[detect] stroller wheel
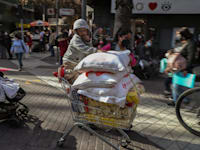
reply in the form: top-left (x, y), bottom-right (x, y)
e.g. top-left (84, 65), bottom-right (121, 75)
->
top-left (57, 138), bottom-right (65, 147)
top-left (18, 108), bottom-right (29, 115)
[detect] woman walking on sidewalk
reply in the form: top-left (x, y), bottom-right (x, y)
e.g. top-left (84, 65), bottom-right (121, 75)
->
top-left (10, 33), bottom-right (28, 71)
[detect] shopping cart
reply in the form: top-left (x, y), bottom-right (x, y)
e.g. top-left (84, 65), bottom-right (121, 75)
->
top-left (56, 77), bottom-right (138, 149)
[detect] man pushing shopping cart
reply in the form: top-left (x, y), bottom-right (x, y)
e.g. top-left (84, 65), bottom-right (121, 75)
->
top-left (54, 19), bottom-right (145, 150)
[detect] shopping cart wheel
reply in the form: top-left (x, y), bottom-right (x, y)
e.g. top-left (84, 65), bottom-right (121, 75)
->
top-left (126, 139), bottom-right (131, 144)
top-left (78, 125), bottom-right (83, 129)
top-left (56, 138), bottom-right (65, 147)
top-left (130, 125), bottom-right (133, 129)
top-left (8, 117), bottom-right (20, 127)
top-left (120, 139), bottom-right (128, 148)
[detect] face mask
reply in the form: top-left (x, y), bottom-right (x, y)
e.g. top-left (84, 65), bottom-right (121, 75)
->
top-left (175, 34), bottom-right (181, 41)
top-left (180, 36), bottom-right (186, 41)
top-left (146, 41), bottom-right (152, 47)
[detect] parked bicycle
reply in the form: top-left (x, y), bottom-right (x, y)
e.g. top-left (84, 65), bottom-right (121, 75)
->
top-left (175, 86), bottom-right (200, 137)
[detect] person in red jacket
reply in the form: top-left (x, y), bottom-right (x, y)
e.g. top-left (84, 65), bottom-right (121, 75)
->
top-left (24, 32), bottom-right (32, 53)
top-left (57, 31), bottom-right (69, 65)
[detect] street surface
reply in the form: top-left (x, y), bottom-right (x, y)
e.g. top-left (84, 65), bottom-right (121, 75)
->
top-left (0, 52), bottom-right (199, 150)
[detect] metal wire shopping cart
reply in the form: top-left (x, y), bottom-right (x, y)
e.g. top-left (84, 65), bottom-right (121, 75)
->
top-left (56, 78), bottom-right (138, 150)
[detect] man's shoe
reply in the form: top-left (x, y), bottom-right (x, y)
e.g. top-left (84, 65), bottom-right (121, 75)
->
top-left (18, 67), bottom-right (22, 71)
top-left (164, 90), bottom-right (171, 95)
top-left (167, 101), bottom-right (175, 106)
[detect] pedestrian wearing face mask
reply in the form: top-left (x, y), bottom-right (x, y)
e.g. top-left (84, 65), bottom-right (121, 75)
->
top-left (114, 29), bottom-right (136, 67)
top-left (179, 28), bottom-right (196, 72)
top-left (144, 38), bottom-right (153, 59)
top-left (114, 29), bottom-right (131, 51)
top-left (167, 28), bottom-right (197, 106)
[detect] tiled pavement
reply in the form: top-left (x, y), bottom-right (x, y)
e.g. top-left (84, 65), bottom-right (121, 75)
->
top-left (0, 52), bottom-right (199, 150)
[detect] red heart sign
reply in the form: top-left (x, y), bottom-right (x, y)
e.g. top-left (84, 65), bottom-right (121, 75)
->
top-left (149, 2), bottom-right (157, 11)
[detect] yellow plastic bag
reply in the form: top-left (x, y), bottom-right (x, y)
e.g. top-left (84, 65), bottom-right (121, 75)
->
top-left (126, 90), bottom-right (140, 105)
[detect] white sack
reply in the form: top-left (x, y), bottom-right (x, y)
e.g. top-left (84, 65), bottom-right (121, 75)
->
top-left (72, 68), bottom-right (132, 89)
top-left (74, 50), bottom-right (130, 73)
top-left (78, 74), bottom-right (141, 107)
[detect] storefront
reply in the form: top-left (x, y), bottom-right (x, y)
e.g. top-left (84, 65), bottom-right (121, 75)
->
top-left (91, 0), bottom-right (200, 56)
top-left (0, 0), bottom-right (34, 32)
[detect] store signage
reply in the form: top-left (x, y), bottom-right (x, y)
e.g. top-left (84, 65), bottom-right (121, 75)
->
top-left (59, 8), bottom-right (75, 16)
top-left (48, 18), bottom-right (57, 25)
top-left (16, 23), bottom-right (30, 28)
top-left (47, 8), bottom-right (55, 16)
top-left (111, 0), bottom-right (200, 14)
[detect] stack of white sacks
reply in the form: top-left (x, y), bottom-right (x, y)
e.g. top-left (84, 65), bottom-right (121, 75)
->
top-left (72, 50), bottom-right (142, 107)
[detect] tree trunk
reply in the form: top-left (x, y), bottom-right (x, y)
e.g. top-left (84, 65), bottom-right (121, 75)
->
top-left (113, 0), bottom-right (133, 38)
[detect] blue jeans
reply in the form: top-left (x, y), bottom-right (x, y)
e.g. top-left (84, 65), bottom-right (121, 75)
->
top-left (164, 77), bottom-right (172, 92)
top-left (15, 53), bottom-right (23, 68)
top-left (49, 45), bottom-right (55, 56)
top-left (172, 84), bottom-right (189, 102)
top-left (60, 56), bottom-right (63, 65)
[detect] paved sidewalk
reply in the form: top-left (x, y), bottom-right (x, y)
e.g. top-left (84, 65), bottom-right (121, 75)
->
top-left (0, 52), bottom-right (200, 150)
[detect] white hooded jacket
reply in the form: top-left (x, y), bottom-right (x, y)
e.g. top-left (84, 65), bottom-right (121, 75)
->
top-left (63, 19), bottom-right (96, 65)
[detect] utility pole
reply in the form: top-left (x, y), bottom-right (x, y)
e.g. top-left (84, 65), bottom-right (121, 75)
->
top-left (17, 3), bottom-right (24, 41)
top-left (42, 5), bottom-right (45, 21)
top-left (81, 0), bottom-right (87, 20)
top-left (42, 0), bottom-right (47, 22)
top-left (20, 16), bottom-right (24, 41)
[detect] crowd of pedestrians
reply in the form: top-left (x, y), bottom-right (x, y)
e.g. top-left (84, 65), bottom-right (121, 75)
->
top-left (0, 20), bottom-right (200, 105)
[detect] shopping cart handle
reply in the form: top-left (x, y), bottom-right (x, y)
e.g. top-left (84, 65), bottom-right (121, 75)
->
top-left (53, 72), bottom-right (58, 77)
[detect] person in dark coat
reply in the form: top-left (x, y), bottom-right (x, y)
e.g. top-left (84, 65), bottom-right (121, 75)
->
top-left (179, 28), bottom-right (196, 72)
top-left (168, 27), bottom-right (197, 106)
top-left (4, 32), bottom-right (12, 59)
top-left (57, 31), bottom-right (69, 65)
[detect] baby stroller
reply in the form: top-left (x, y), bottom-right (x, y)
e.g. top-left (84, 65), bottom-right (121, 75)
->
top-left (0, 71), bottom-right (29, 127)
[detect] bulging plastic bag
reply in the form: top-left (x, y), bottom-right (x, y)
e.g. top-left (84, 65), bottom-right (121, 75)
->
top-left (0, 77), bottom-right (19, 99)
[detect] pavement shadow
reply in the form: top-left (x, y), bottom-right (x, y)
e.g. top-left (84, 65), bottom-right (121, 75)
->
top-left (0, 114), bottom-right (77, 150)
top-left (40, 56), bottom-right (58, 65)
top-left (143, 134), bottom-right (200, 150)
top-left (85, 127), bottom-right (164, 150)
top-left (126, 130), bottom-right (165, 150)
